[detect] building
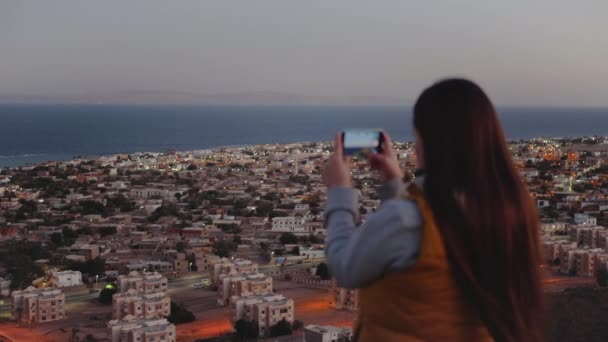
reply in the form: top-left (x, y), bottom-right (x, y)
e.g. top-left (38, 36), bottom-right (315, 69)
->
top-left (193, 252), bottom-right (220, 272)
top-left (217, 272), bottom-right (273, 306)
top-left (0, 277), bottom-right (10, 297)
top-left (107, 316), bottom-right (176, 342)
top-left (123, 261), bottom-right (174, 274)
top-left (231, 294), bottom-right (294, 337)
top-left (271, 216), bottom-right (310, 235)
top-left (162, 250), bottom-right (190, 274)
top-left (118, 272), bottom-right (168, 294)
top-left (304, 325), bottom-right (353, 342)
top-left (212, 258), bottom-right (259, 284)
top-left (50, 270), bottom-right (83, 288)
top-left (79, 244), bottom-right (101, 260)
top-left (574, 213), bottom-right (597, 226)
top-left (12, 287), bottom-right (65, 325)
top-left (299, 248), bottom-right (325, 259)
top-left (112, 289), bottom-right (171, 320)
top-left (333, 286), bottom-right (359, 312)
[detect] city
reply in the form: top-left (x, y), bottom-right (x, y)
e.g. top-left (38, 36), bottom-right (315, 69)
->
top-left (0, 136), bottom-right (607, 341)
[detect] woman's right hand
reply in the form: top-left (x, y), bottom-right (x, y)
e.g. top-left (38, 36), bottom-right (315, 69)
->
top-left (369, 133), bottom-right (403, 183)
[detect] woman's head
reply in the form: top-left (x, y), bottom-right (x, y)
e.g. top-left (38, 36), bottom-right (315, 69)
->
top-left (412, 79), bottom-right (543, 342)
top-left (413, 78), bottom-right (506, 186)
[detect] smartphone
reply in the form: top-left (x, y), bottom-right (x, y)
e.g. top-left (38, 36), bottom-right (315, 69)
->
top-left (341, 129), bottom-right (384, 156)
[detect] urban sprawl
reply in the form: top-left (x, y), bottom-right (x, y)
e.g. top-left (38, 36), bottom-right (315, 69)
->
top-left (0, 137), bottom-right (607, 341)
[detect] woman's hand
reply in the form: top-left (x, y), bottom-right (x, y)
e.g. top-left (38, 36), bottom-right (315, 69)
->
top-left (369, 133), bottom-right (403, 183)
top-left (323, 133), bottom-right (352, 188)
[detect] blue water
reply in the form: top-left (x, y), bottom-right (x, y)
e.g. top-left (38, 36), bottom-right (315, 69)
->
top-left (1, 104), bottom-right (608, 168)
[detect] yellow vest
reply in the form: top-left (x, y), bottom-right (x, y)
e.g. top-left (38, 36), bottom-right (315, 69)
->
top-left (356, 183), bottom-right (493, 341)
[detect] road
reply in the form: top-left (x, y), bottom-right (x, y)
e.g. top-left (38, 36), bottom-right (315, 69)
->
top-left (1, 265), bottom-right (339, 342)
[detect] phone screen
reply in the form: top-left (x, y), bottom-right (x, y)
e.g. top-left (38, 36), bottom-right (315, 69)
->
top-left (343, 130), bottom-right (381, 156)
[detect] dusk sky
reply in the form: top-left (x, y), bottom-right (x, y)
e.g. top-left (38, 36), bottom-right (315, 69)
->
top-left (1, 1), bottom-right (607, 106)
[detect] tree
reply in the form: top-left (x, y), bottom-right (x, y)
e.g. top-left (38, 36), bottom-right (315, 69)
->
top-left (292, 320), bottom-right (304, 331)
top-left (98, 226), bottom-right (117, 237)
top-left (270, 318), bottom-right (293, 337)
top-left (307, 234), bottom-right (323, 244)
top-left (168, 302), bottom-right (196, 324)
top-left (279, 232), bottom-right (299, 245)
top-left (316, 262), bottom-right (331, 280)
top-left (596, 267), bottom-right (608, 287)
top-left (50, 232), bottom-right (65, 246)
top-left (70, 328), bottom-right (80, 342)
top-left (290, 246), bottom-right (300, 255)
top-left (175, 241), bottom-right (187, 252)
top-left (67, 257), bottom-right (106, 276)
top-left (78, 200), bottom-right (107, 215)
top-left (234, 319), bottom-right (260, 339)
top-left (98, 284), bottom-right (117, 304)
top-left (213, 240), bottom-right (237, 258)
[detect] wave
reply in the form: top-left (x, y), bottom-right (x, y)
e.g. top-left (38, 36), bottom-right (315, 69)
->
top-left (0, 153), bottom-right (48, 159)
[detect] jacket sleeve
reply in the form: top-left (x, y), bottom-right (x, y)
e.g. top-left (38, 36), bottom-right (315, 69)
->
top-left (324, 186), bottom-right (422, 289)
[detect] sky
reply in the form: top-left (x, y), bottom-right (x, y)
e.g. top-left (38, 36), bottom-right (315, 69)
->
top-left (1, 1), bottom-right (607, 106)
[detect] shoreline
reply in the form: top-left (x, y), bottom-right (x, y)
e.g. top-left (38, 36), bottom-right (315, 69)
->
top-left (2, 135), bottom-right (608, 170)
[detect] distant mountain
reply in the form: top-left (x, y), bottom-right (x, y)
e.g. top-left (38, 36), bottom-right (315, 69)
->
top-left (0, 90), bottom-right (407, 106)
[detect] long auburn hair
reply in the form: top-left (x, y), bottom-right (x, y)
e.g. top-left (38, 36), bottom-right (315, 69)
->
top-left (413, 79), bottom-right (543, 342)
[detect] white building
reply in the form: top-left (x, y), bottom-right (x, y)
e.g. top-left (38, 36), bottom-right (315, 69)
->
top-left (0, 277), bottom-right (10, 297)
top-left (304, 325), bottom-right (353, 342)
top-left (231, 294), bottom-right (294, 337)
top-left (12, 287), bottom-right (65, 325)
top-left (333, 286), bottom-right (359, 312)
top-left (217, 272), bottom-right (273, 306)
top-left (574, 213), bottom-right (597, 225)
top-left (540, 221), bottom-right (569, 235)
top-left (299, 248), bottom-right (325, 259)
top-left (212, 258), bottom-right (259, 284)
top-left (118, 272), bottom-right (168, 294)
top-left (50, 270), bottom-right (83, 288)
top-left (107, 316), bottom-right (176, 342)
top-left (112, 289), bottom-right (171, 320)
top-left (271, 216), bottom-right (310, 235)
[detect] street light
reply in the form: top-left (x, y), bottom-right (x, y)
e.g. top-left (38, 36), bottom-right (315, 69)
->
top-left (189, 262), bottom-right (193, 272)
top-left (95, 275), bottom-right (99, 289)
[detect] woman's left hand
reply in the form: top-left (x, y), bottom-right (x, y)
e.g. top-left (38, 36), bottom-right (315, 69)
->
top-left (323, 133), bottom-right (352, 188)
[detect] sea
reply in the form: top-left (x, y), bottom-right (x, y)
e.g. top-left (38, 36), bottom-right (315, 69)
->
top-left (1, 104), bottom-right (608, 168)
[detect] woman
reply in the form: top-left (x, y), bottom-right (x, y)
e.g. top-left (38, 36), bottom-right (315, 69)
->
top-left (323, 79), bottom-right (543, 342)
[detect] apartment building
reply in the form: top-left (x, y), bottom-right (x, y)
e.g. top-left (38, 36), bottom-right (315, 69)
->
top-left (112, 289), bottom-right (171, 320)
top-left (12, 287), bottom-right (65, 325)
top-left (0, 277), bottom-right (10, 297)
top-left (304, 325), bottom-right (353, 342)
top-left (193, 252), bottom-right (220, 272)
top-left (50, 270), bottom-right (83, 288)
top-left (231, 294), bottom-right (294, 337)
top-left (333, 286), bottom-right (359, 312)
top-left (108, 317), bottom-right (176, 342)
top-left (118, 272), bottom-right (168, 294)
top-left (123, 261), bottom-right (174, 274)
top-left (571, 225), bottom-right (607, 248)
top-left (212, 258), bottom-right (259, 284)
top-left (574, 213), bottom-right (597, 226)
top-left (162, 250), bottom-right (189, 274)
top-left (217, 272), bottom-right (273, 306)
top-left (271, 216), bottom-right (308, 235)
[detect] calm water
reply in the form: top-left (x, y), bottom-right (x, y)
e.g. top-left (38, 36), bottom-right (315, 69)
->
top-left (1, 104), bottom-right (608, 167)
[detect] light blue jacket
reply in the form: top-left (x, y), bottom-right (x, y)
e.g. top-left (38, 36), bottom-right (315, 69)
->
top-left (324, 178), bottom-right (423, 289)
